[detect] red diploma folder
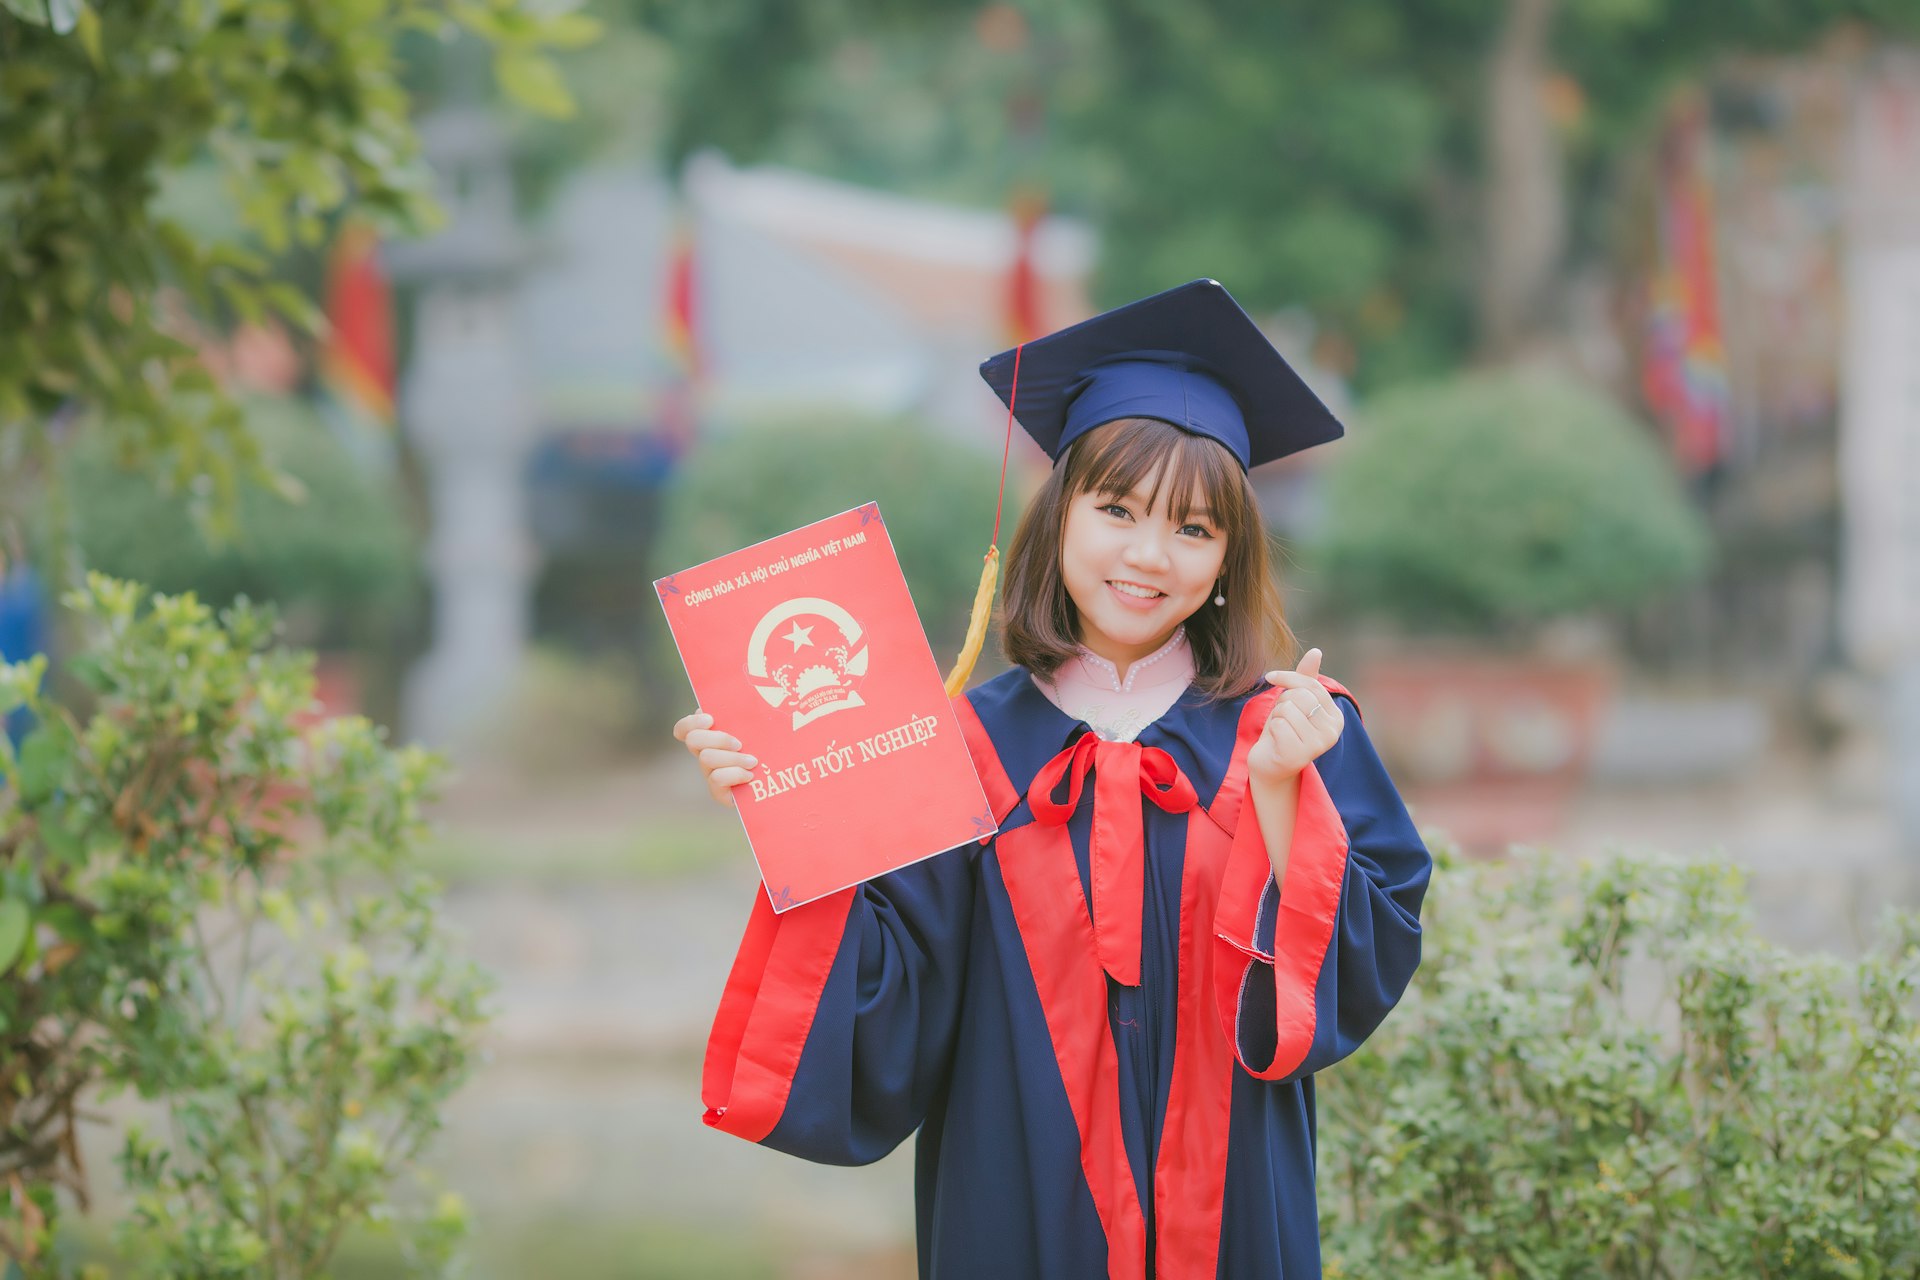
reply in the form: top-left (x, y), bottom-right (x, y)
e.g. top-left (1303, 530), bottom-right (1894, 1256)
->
top-left (655, 503), bottom-right (998, 911)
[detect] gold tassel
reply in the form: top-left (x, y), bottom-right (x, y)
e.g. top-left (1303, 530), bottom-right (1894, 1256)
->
top-left (943, 546), bottom-right (1000, 698)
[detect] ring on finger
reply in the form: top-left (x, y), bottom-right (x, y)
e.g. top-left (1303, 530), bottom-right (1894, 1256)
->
top-left (1305, 702), bottom-right (1323, 719)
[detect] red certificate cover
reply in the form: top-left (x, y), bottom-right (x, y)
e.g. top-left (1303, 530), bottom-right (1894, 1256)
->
top-left (655, 503), bottom-right (997, 911)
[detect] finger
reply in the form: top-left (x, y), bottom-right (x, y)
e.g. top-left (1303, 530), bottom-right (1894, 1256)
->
top-left (672, 711), bottom-right (713, 743)
top-left (1274, 700), bottom-right (1318, 745)
top-left (1262, 694), bottom-right (1307, 741)
top-left (1286, 698), bottom-right (1343, 752)
top-left (1264, 669), bottom-right (1324, 692)
top-left (684, 728), bottom-right (744, 754)
top-left (1281, 686), bottom-right (1324, 715)
top-left (1296, 647), bottom-right (1323, 678)
top-left (1261, 715), bottom-right (1305, 756)
top-left (698, 747), bottom-right (759, 773)
top-left (707, 765), bottom-right (755, 807)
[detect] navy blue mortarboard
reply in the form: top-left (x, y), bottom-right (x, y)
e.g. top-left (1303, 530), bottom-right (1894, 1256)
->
top-left (978, 278), bottom-right (1343, 471)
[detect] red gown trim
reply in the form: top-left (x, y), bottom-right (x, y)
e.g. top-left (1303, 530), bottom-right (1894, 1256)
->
top-left (1157, 678), bottom-right (1354, 1270)
top-left (953, 693), bottom-right (1022, 826)
top-left (994, 818), bottom-right (1150, 1280)
top-left (966, 688), bottom-right (1150, 1273)
top-left (1153, 785), bottom-right (1238, 1276)
top-left (700, 887), bottom-right (857, 1141)
top-left (1210, 677), bottom-right (1356, 1079)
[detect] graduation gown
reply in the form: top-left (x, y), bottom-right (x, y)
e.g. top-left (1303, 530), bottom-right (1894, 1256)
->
top-left (701, 665), bottom-right (1431, 1279)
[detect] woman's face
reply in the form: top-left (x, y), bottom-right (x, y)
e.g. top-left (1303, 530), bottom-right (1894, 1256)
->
top-left (1059, 465), bottom-right (1228, 669)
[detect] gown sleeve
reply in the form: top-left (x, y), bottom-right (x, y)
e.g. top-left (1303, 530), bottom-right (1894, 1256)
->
top-left (701, 841), bottom-right (976, 1165)
top-left (1211, 690), bottom-right (1431, 1082)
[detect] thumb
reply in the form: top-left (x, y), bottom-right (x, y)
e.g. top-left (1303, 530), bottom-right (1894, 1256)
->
top-left (1295, 646), bottom-right (1323, 679)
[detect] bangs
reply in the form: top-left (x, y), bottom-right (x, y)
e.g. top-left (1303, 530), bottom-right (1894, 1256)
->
top-left (1067, 417), bottom-right (1246, 527)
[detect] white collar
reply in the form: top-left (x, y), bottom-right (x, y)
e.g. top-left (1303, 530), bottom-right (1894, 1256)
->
top-left (1069, 627), bottom-right (1190, 694)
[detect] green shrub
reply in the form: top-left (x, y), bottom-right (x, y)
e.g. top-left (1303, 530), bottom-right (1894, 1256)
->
top-left (650, 416), bottom-right (1017, 661)
top-left (1316, 370), bottom-right (1711, 635)
top-left (46, 396), bottom-right (417, 639)
top-left (0, 577), bottom-right (489, 1277)
top-left (1321, 846), bottom-right (1920, 1277)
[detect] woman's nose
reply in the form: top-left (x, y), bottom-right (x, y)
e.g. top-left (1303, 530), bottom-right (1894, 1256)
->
top-left (1122, 529), bottom-right (1172, 570)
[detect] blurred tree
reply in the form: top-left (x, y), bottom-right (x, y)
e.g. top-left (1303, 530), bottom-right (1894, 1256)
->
top-left (1316, 368), bottom-right (1711, 636)
top-left (0, 0), bottom-right (595, 553)
top-left (607, 0), bottom-right (1920, 383)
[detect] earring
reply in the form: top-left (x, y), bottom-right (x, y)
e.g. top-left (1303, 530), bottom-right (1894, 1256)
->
top-left (1213, 580), bottom-right (1226, 607)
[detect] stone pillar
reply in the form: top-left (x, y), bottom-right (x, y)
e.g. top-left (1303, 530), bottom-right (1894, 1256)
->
top-left (1839, 52), bottom-right (1920, 860)
top-left (401, 286), bottom-right (536, 751)
top-left (389, 109), bottom-right (535, 754)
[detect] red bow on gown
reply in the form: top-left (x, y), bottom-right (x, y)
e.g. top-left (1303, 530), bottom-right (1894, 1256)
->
top-left (1027, 734), bottom-right (1199, 986)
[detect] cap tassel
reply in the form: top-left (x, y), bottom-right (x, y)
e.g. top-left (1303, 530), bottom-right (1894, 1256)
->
top-left (944, 547), bottom-right (999, 698)
top-left (944, 341), bottom-right (1022, 698)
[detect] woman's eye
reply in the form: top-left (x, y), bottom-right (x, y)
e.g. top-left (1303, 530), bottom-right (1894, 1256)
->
top-left (1180, 524), bottom-right (1214, 538)
top-left (1101, 504), bottom-right (1132, 519)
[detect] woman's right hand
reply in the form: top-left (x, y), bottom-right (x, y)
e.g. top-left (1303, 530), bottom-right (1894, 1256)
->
top-left (673, 711), bottom-right (759, 808)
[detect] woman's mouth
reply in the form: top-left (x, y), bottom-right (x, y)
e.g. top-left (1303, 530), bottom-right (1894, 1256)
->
top-left (1107, 580), bottom-right (1167, 609)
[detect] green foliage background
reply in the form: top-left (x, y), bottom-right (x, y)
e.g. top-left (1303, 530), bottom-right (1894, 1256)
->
top-left (0, 0), bottom-right (591, 534)
top-left (43, 397), bottom-right (417, 634)
top-left (1315, 369), bottom-right (1711, 633)
top-left (1, 580), bottom-right (488, 1277)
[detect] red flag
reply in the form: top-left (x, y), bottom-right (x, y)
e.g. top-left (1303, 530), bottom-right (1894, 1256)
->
top-left (1005, 191), bottom-right (1046, 346)
top-left (320, 222), bottom-right (396, 425)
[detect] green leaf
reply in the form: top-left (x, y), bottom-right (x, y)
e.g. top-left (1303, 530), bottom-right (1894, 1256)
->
top-left (63, 652), bottom-right (108, 693)
top-left (537, 10), bottom-right (602, 49)
top-left (0, 899), bottom-right (29, 977)
top-left (16, 719), bottom-right (73, 807)
top-left (73, 0), bottom-right (101, 63)
top-left (19, 0), bottom-right (81, 33)
top-left (0, 0), bottom-right (50, 25)
top-left (495, 51), bottom-right (575, 119)
top-left (262, 282), bottom-right (325, 337)
top-left (38, 902), bottom-right (87, 941)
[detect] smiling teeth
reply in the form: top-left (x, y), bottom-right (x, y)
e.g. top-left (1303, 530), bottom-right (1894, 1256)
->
top-left (1112, 582), bottom-right (1164, 599)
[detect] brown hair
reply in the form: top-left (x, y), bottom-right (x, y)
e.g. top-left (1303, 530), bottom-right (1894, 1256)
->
top-left (999, 417), bottom-right (1296, 700)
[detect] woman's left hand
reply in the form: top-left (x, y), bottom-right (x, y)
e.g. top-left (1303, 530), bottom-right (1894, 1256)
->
top-left (1247, 647), bottom-right (1346, 787)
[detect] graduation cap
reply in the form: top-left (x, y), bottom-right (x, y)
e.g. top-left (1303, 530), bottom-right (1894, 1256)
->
top-left (943, 279), bottom-right (1345, 697)
top-left (977, 278), bottom-right (1344, 472)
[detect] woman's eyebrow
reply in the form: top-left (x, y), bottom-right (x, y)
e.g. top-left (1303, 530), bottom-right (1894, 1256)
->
top-left (1107, 484), bottom-right (1214, 521)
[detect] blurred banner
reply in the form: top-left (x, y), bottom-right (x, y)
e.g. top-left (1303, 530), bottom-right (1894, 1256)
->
top-left (1642, 95), bottom-right (1731, 478)
top-left (321, 220), bottom-right (397, 427)
top-left (659, 213), bottom-right (702, 458)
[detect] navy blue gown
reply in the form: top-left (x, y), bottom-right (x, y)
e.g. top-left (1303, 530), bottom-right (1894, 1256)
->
top-left (701, 666), bottom-right (1430, 1278)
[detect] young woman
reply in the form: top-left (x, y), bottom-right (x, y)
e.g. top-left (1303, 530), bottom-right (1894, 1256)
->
top-left (675, 281), bottom-right (1430, 1279)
